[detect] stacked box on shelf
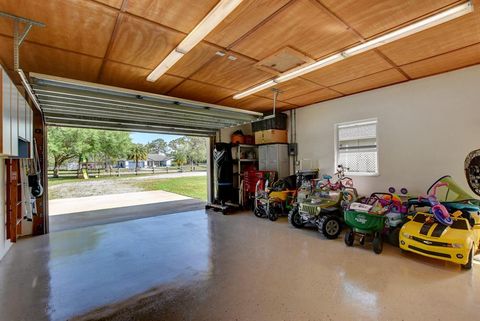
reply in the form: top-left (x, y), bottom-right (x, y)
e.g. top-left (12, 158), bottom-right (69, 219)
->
top-left (254, 129), bottom-right (288, 144)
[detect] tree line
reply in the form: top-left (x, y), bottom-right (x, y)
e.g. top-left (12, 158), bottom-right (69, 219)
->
top-left (48, 127), bottom-right (207, 178)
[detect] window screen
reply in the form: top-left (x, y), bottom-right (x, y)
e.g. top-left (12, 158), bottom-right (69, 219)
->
top-left (336, 119), bottom-right (378, 175)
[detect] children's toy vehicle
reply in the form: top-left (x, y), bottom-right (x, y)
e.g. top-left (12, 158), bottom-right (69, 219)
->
top-left (383, 187), bottom-right (410, 246)
top-left (254, 176), bottom-right (297, 221)
top-left (344, 193), bottom-right (399, 254)
top-left (400, 176), bottom-right (480, 269)
top-left (319, 165), bottom-right (353, 191)
top-left (289, 178), bottom-right (358, 239)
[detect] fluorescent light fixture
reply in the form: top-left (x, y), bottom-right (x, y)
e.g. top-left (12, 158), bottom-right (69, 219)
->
top-left (233, 80), bottom-right (277, 100)
top-left (147, 50), bottom-right (184, 82)
top-left (276, 53), bottom-right (344, 82)
top-left (147, 0), bottom-right (243, 82)
top-left (233, 1), bottom-right (473, 99)
top-left (344, 1), bottom-right (473, 56)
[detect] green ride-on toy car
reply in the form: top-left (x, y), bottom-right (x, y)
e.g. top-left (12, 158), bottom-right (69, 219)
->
top-left (288, 178), bottom-right (358, 239)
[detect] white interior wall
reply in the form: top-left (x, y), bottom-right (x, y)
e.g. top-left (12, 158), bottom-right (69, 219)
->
top-left (0, 161), bottom-right (12, 260)
top-left (295, 65), bottom-right (480, 196)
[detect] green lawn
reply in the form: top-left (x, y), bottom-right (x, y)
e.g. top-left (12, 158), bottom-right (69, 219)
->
top-left (48, 175), bottom-right (207, 200)
top-left (132, 176), bottom-right (207, 201)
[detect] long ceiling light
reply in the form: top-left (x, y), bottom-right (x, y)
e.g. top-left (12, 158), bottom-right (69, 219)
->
top-left (233, 0), bottom-right (473, 99)
top-left (147, 0), bottom-right (243, 82)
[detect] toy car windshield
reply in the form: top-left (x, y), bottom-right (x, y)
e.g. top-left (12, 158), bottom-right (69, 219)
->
top-left (427, 175), bottom-right (480, 205)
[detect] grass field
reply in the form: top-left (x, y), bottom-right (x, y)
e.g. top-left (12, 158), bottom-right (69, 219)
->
top-left (132, 176), bottom-right (207, 200)
top-left (48, 175), bottom-right (207, 200)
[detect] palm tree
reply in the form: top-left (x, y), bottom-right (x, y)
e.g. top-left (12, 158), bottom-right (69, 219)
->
top-left (128, 144), bottom-right (148, 175)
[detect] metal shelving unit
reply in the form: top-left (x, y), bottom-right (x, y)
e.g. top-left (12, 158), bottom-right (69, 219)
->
top-left (232, 144), bottom-right (258, 205)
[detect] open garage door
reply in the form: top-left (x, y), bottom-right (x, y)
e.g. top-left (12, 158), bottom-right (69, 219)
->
top-left (25, 73), bottom-right (263, 233)
top-left (29, 73), bottom-right (263, 136)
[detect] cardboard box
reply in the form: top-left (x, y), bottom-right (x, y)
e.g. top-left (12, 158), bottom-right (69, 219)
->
top-left (254, 129), bottom-right (288, 144)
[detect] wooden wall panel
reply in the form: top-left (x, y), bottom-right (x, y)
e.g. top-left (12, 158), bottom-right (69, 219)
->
top-left (379, 4), bottom-right (480, 65)
top-left (206, 0), bottom-right (292, 48)
top-left (190, 55), bottom-right (272, 90)
top-left (21, 42), bottom-right (103, 83)
top-left (322, 0), bottom-right (459, 38)
top-left (99, 61), bottom-right (184, 94)
top-left (108, 15), bottom-right (184, 69)
top-left (0, 37), bottom-right (103, 83)
top-left (126, 0), bottom-right (218, 33)
top-left (401, 43), bottom-right (480, 79)
top-left (331, 69), bottom-right (407, 95)
top-left (168, 80), bottom-right (236, 103)
top-left (255, 78), bottom-right (323, 100)
top-left (94, 0), bottom-right (124, 9)
top-left (285, 88), bottom-right (342, 106)
top-left (168, 43), bottom-right (220, 78)
top-left (231, 0), bottom-right (359, 60)
top-left (303, 51), bottom-right (392, 87)
top-left (0, 0), bottom-right (117, 57)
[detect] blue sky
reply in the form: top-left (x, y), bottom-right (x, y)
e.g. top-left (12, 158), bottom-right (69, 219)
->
top-left (130, 132), bottom-right (183, 144)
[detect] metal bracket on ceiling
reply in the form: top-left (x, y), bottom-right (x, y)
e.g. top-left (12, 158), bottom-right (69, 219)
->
top-left (0, 11), bottom-right (45, 71)
top-left (0, 12), bottom-right (45, 112)
top-left (271, 88), bottom-right (282, 116)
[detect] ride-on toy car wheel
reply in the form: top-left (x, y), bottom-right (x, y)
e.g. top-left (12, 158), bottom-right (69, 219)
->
top-left (344, 229), bottom-right (354, 246)
top-left (462, 245), bottom-right (474, 270)
top-left (268, 209), bottom-right (278, 221)
top-left (372, 232), bottom-right (383, 254)
top-left (387, 227), bottom-right (401, 247)
top-left (318, 215), bottom-right (342, 239)
top-left (254, 207), bottom-right (266, 218)
top-left (288, 207), bottom-right (304, 228)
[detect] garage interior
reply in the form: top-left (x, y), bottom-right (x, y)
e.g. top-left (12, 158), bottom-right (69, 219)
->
top-left (1, 0), bottom-right (480, 320)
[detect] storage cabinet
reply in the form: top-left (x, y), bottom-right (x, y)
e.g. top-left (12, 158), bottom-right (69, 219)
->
top-left (0, 66), bottom-right (33, 158)
top-left (258, 144), bottom-right (289, 179)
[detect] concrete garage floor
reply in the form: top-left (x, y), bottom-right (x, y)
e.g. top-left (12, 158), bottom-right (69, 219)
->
top-left (1, 211), bottom-right (479, 321)
top-left (49, 190), bottom-right (204, 232)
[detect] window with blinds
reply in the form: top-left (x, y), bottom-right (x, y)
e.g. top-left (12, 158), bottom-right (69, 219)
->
top-left (335, 119), bottom-right (378, 175)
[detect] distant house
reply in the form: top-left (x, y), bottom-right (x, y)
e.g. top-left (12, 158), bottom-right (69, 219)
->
top-left (147, 153), bottom-right (172, 167)
top-left (117, 160), bottom-right (147, 169)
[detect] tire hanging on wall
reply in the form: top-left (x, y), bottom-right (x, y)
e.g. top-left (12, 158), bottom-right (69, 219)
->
top-left (465, 149), bottom-right (480, 196)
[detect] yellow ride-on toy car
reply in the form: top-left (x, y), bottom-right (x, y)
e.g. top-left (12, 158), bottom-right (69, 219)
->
top-left (400, 176), bottom-right (480, 269)
top-left (254, 176), bottom-right (297, 221)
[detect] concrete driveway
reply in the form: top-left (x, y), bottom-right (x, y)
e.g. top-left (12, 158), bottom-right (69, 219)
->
top-left (49, 190), bottom-right (192, 215)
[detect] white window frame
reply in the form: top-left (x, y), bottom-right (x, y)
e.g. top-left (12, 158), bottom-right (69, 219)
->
top-left (334, 118), bottom-right (379, 177)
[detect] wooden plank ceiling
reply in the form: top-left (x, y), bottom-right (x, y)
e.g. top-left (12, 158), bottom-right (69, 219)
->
top-left (0, 0), bottom-right (479, 113)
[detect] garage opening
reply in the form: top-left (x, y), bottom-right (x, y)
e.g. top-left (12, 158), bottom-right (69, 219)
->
top-left (28, 73), bottom-right (262, 233)
top-left (46, 127), bottom-right (209, 232)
